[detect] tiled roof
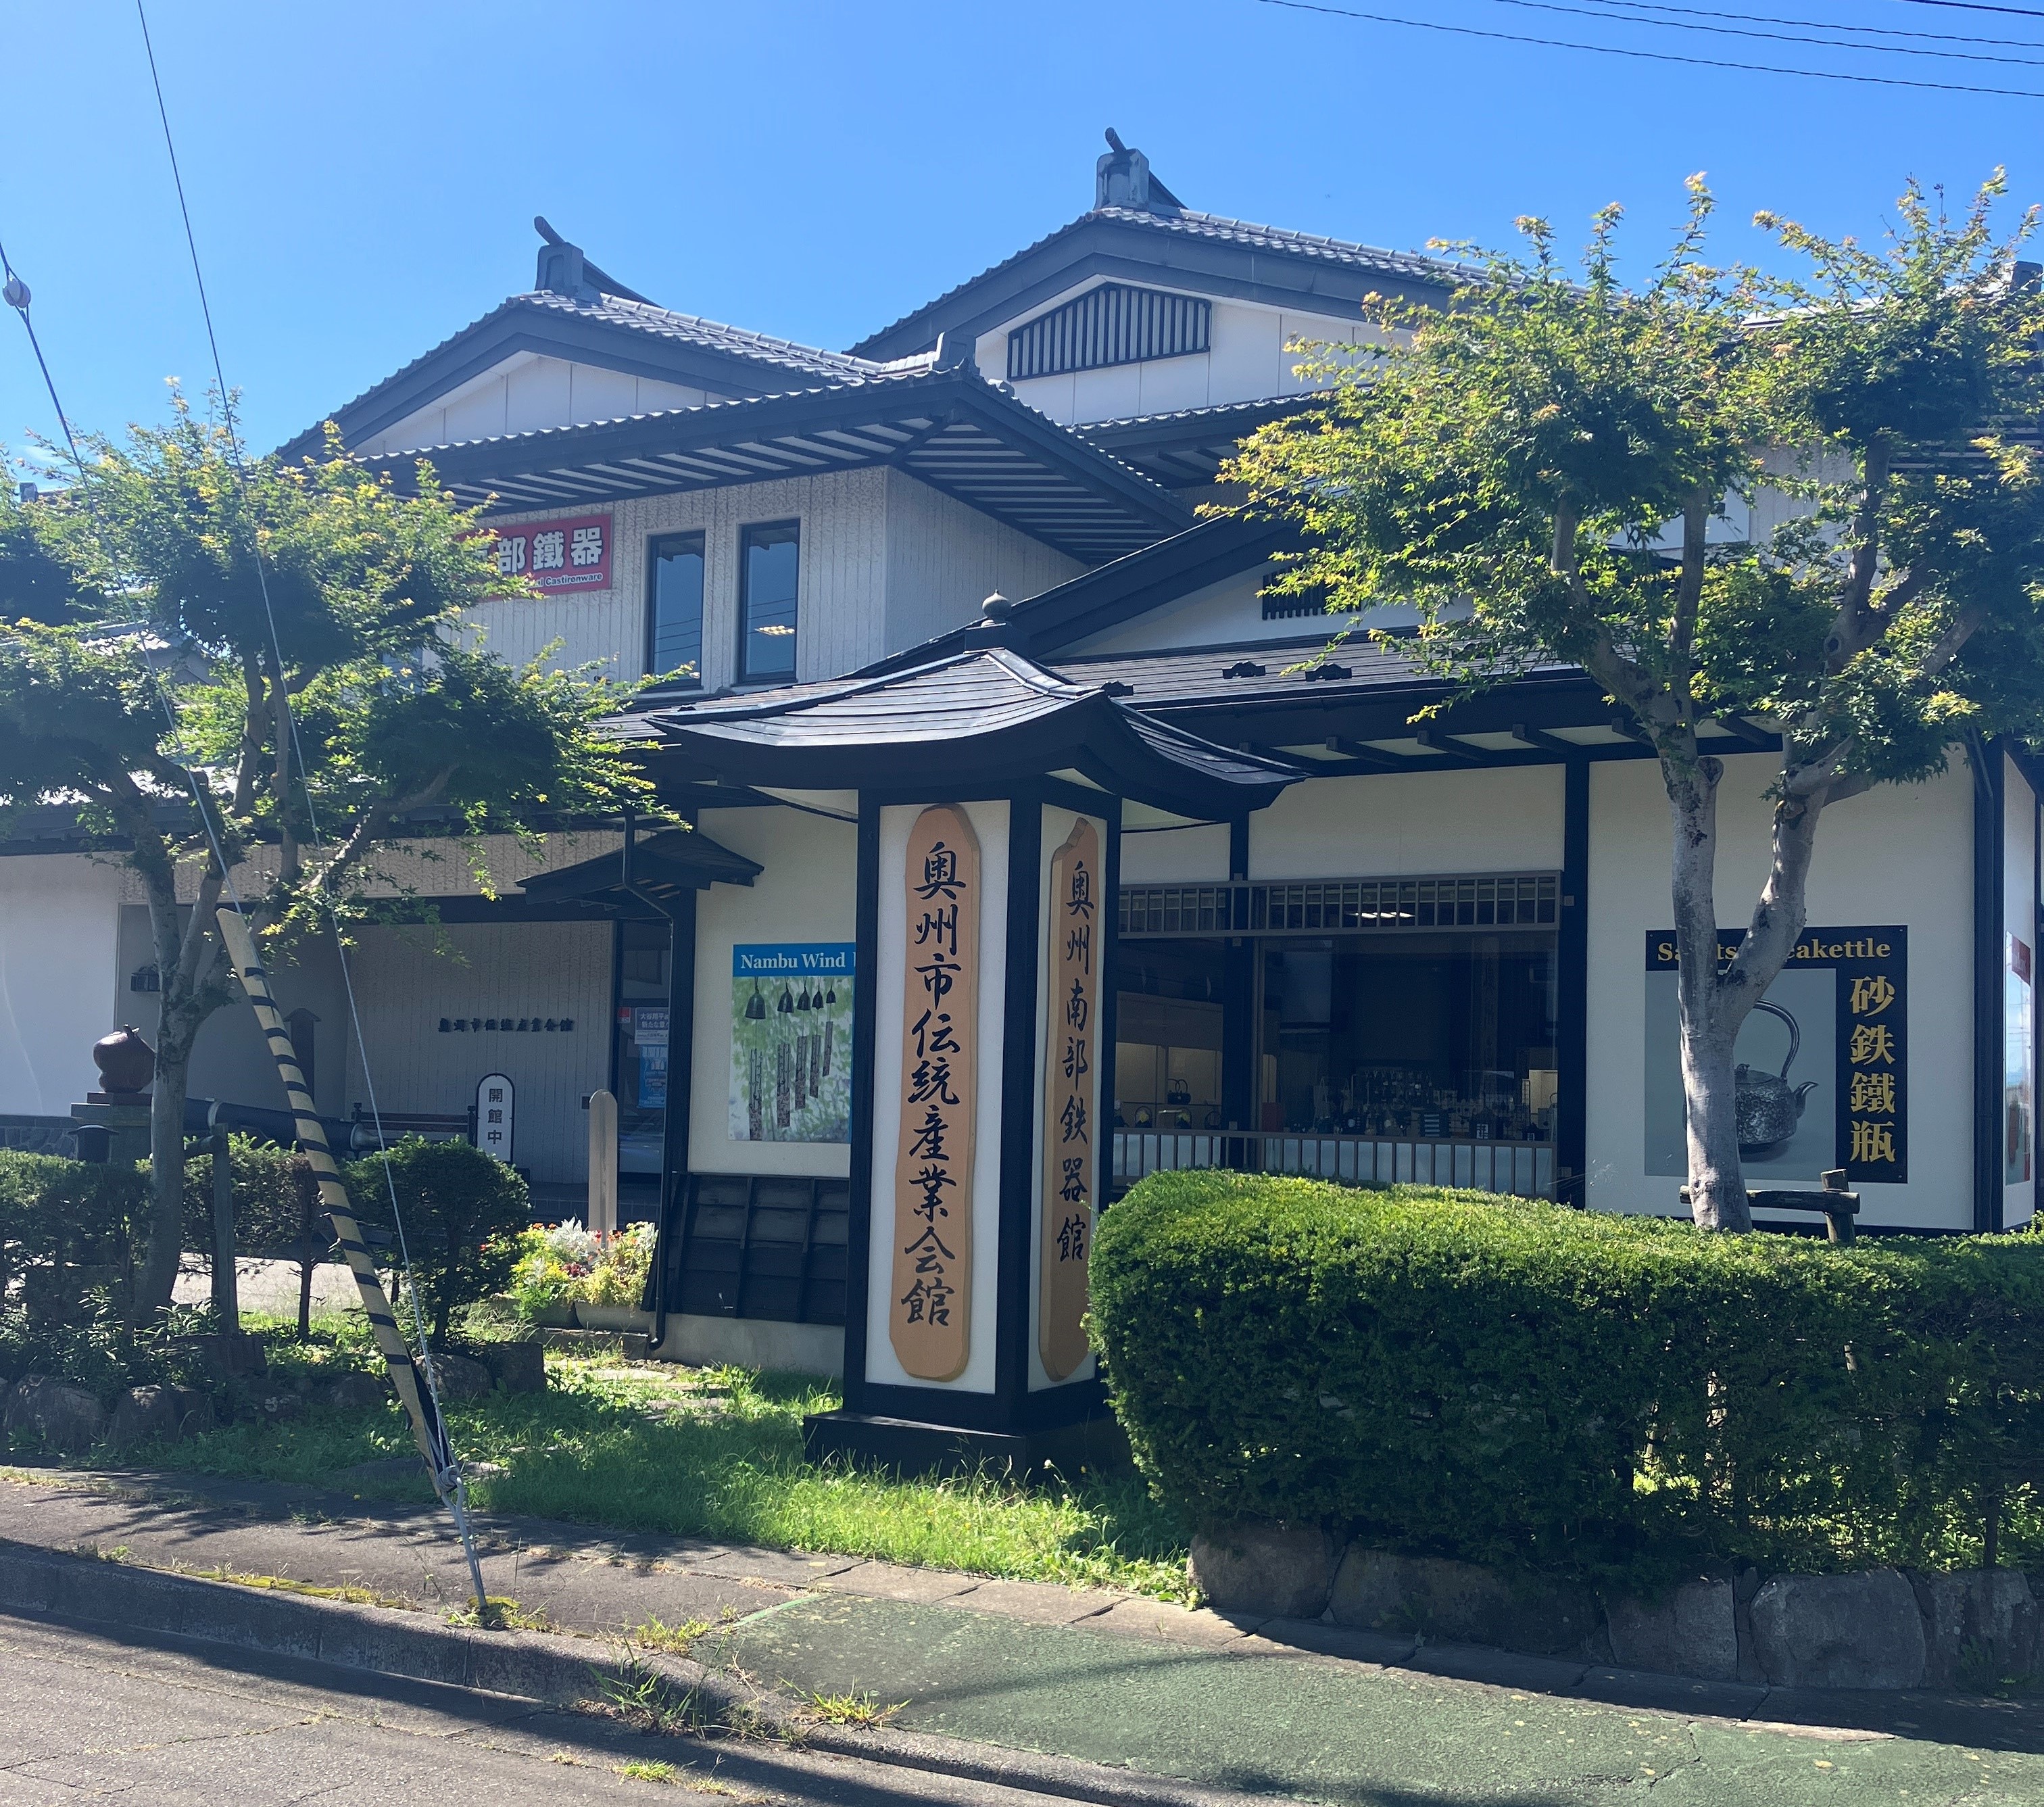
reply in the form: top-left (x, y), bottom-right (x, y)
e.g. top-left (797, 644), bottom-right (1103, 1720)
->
top-left (283, 291), bottom-right (896, 460)
top-left (851, 206), bottom-right (1476, 358)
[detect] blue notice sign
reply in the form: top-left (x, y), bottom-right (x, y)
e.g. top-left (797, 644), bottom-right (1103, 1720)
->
top-left (730, 943), bottom-right (855, 1143)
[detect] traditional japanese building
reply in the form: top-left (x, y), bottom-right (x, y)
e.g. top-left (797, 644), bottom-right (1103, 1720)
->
top-left (2, 138), bottom-right (2034, 1443)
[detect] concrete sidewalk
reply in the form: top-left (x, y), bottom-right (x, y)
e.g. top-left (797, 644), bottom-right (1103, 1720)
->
top-left (4, 1463), bottom-right (2041, 1804)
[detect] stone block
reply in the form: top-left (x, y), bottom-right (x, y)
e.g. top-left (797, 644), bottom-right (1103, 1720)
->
top-left (1914, 1569), bottom-right (2040, 1689)
top-left (170, 1387), bottom-right (218, 1435)
top-left (1604, 1579), bottom-right (1740, 1681)
top-left (1188, 1521), bottom-right (1336, 1620)
top-left (1749, 1569), bottom-right (1927, 1690)
top-left (476, 1340), bottom-right (546, 1394)
top-left (105, 1384), bottom-right (182, 1450)
top-left (324, 1372), bottom-right (389, 1411)
top-left (425, 1351), bottom-right (493, 1401)
top-left (1328, 1547), bottom-right (1600, 1656)
top-left (4, 1376), bottom-right (106, 1453)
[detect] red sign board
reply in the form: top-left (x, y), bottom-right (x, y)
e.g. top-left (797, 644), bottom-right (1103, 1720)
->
top-left (489, 512), bottom-right (613, 592)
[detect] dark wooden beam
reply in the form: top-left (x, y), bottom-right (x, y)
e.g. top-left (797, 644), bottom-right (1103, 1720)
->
top-left (1710, 715), bottom-right (1775, 750)
top-left (1413, 727), bottom-right (1486, 763)
top-left (1325, 735), bottom-right (1401, 769)
top-left (1608, 714), bottom-right (1653, 747)
top-left (1510, 723), bottom-right (1582, 758)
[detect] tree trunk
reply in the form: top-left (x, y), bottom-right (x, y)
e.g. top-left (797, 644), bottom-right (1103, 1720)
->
top-left (139, 1028), bottom-right (193, 1318)
top-left (298, 1251), bottom-right (314, 1340)
top-left (1665, 752), bottom-right (1755, 1232)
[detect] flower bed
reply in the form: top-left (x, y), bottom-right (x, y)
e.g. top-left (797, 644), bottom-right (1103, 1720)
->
top-left (510, 1219), bottom-right (656, 1323)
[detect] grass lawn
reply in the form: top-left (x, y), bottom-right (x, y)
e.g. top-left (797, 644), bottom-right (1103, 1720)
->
top-left (78, 1313), bottom-right (1194, 1602)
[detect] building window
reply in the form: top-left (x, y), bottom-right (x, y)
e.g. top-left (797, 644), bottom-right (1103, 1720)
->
top-left (1007, 284), bottom-right (1211, 382)
top-left (646, 531), bottom-right (704, 685)
top-left (739, 521), bottom-right (800, 682)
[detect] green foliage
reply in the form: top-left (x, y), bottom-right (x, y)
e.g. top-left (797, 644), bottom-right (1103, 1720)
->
top-left (0, 1151), bottom-right (148, 1333)
top-left (181, 1136), bottom-right (325, 1261)
top-left (344, 1138), bottom-right (530, 1343)
top-left (1223, 176), bottom-right (2044, 787)
top-left (1090, 1172), bottom-right (2044, 1591)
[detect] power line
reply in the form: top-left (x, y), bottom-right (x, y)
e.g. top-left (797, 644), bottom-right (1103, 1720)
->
top-left (1592, 0), bottom-right (2044, 51)
top-left (132, 0), bottom-right (489, 1612)
top-left (1255, 0), bottom-right (2044, 95)
top-left (1499, 0), bottom-right (2044, 64)
top-left (1901, 0), bottom-right (2044, 18)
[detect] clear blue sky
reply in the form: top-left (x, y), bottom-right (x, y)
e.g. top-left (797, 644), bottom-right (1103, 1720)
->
top-left (1, 0), bottom-right (2037, 462)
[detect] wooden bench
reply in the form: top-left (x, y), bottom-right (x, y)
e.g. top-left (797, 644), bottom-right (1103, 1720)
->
top-left (1680, 1168), bottom-right (1860, 1243)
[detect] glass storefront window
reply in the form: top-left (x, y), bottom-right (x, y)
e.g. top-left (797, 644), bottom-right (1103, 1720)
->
top-left (614, 922), bottom-right (671, 1176)
top-left (1258, 932), bottom-right (1557, 1140)
top-left (1115, 940), bottom-right (1227, 1132)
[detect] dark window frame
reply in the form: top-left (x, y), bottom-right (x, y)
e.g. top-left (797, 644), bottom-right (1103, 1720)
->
top-left (737, 518), bottom-right (801, 684)
top-left (644, 529), bottom-right (707, 686)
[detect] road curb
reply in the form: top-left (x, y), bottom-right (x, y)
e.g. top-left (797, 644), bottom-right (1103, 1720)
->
top-left (0, 1539), bottom-right (1270, 1807)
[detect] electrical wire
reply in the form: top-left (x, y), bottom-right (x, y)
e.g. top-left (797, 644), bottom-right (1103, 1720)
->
top-left (1254, 0), bottom-right (2044, 94)
top-left (1588, 0), bottom-right (2044, 51)
top-left (1902, 0), bottom-right (2044, 18)
top-left (1490, 0), bottom-right (2044, 65)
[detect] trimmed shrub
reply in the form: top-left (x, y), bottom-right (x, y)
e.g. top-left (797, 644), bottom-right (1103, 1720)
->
top-left (183, 1136), bottom-right (331, 1333)
top-left (1090, 1172), bottom-right (2044, 1590)
top-left (344, 1138), bottom-right (530, 1343)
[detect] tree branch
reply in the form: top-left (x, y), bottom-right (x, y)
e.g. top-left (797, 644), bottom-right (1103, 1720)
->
top-left (305, 768), bottom-right (456, 907)
top-left (1670, 493), bottom-right (1709, 730)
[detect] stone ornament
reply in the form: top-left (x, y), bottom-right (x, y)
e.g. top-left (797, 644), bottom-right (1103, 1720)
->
top-left (1040, 817), bottom-right (1100, 1382)
top-left (889, 806), bottom-right (980, 1382)
top-left (91, 1024), bottom-right (155, 1094)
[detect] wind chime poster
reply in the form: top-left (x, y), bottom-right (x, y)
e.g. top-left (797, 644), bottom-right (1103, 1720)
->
top-left (729, 943), bottom-right (856, 1143)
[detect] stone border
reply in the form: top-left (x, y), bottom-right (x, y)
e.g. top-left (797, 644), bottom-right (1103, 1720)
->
top-left (1190, 1522), bottom-right (2044, 1693)
top-left (0, 1539), bottom-right (1267, 1807)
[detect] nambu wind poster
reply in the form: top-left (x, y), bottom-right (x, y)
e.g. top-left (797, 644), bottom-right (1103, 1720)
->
top-left (729, 943), bottom-right (855, 1142)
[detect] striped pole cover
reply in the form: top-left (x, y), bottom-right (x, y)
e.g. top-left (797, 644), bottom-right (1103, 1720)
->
top-left (214, 908), bottom-right (454, 1482)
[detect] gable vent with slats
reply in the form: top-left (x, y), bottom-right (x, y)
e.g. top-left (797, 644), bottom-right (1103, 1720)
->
top-left (1008, 284), bottom-right (1211, 382)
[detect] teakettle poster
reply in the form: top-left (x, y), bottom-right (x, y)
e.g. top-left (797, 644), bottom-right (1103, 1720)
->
top-left (1643, 928), bottom-right (1907, 1184)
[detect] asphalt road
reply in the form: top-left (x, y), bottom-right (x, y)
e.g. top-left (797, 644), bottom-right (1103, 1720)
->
top-left (0, 1612), bottom-right (1104, 1807)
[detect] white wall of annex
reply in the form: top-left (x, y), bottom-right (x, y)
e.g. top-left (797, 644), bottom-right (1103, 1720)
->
top-left (1585, 753), bottom-right (1972, 1230)
top-left (2005, 754), bottom-right (2037, 1228)
top-left (341, 921), bottom-right (612, 1185)
top-left (0, 853), bottom-right (124, 1117)
top-left (1250, 767), bottom-right (1565, 881)
top-left (865, 799), bottom-right (1009, 1395)
top-left (1119, 823), bottom-right (1232, 885)
top-left (689, 805), bottom-right (858, 1180)
top-left (353, 354), bottom-right (713, 457)
top-left (462, 467), bottom-right (890, 689)
top-left (1059, 566), bottom-right (1426, 659)
top-left (978, 282), bottom-right (1381, 426)
top-left (881, 471), bottom-right (1081, 652)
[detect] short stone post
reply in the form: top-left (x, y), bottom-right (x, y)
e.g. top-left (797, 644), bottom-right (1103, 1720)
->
top-left (210, 1118), bottom-right (239, 1331)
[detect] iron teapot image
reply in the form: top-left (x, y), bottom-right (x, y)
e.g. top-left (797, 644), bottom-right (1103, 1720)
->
top-left (1735, 998), bottom-right (1819, 1159)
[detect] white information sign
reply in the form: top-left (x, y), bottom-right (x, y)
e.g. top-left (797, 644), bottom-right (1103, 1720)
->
top-left (476, 1072), bottom-right (516, 1164)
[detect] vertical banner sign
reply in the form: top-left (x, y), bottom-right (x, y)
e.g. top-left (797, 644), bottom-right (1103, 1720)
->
top-left (2008, 934), bottom-right (2033, 1186)
top-left (476, 1073), bottom-right (515, 1164)
top-left (1040, 819), bottom-right (1100, 1382)
top-left (890, 806), bottom-right (980, 1382)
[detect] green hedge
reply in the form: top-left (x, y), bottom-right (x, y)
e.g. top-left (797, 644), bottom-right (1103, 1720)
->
top-left (182, 1136), bottom-right (325, 1261)
top-left (1090, 1172), bottom-right (2044, 1588)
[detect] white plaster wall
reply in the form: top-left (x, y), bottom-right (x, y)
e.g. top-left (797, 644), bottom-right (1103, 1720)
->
top-left (1119, 822), bottom-right (1231, 885)
top-left (1059, 566), bottom-right (1427, 658)
top-left (1585, 754), bottom-right (1973, 1230)
top-left (2005, 755), bottom-right (2037, 1228)
top-left (341, 920), bottom-right (612, 1185)
top-left (0, 853), bottom-right (124, 1116)
top-left (352, 354), bottom-right (714, 456)
top-left (1027, 804), bottom-right (1108, 1392)
top-left (1250, 767), bottom-right (1565, 880)
top-left (977, 283), bottom-right (1380, 426)
top-left (687, 805), bottom-right (858, 1180)
top-left (865, 798), bottom-right (1009, 1395)
top-left (881, 470), bottom-right (1081, 652)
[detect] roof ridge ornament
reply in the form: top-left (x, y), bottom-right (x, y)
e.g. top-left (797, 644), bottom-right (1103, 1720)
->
top-left (1096, 128), bottom-right (1183, 216)
top-left (532, 215), bottom-right (657, 308)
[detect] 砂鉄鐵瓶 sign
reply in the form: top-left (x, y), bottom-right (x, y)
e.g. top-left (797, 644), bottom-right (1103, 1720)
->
top-left (890, 808), bottom-right (980, 1382)
top-left (1040, 817), bottom-right (1100, 1383)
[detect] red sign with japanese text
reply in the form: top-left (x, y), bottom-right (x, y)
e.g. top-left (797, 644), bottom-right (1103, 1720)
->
top-left (488, 512), bottom-right (613, 592)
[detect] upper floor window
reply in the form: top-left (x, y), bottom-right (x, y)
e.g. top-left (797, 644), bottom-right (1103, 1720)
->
top-left (1007, 284), bottom-right (1211, 382)
top-left (739, 521), bottom-right (800, 683)
top-left (646, 531), bottom-right (705, 685)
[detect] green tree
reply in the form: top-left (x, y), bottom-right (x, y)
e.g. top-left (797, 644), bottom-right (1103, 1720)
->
top-left (345, 1136), bottom-right (531, 1345)
top-left (0, 397), bottom-right (648, 1314)
top-left (1225, 176), bottom-right (2044, 1230)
